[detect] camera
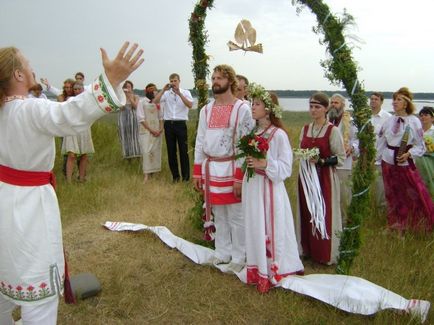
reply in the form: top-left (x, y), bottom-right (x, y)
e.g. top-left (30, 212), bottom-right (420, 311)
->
top-left (168, 85), bottom-right (173, 89)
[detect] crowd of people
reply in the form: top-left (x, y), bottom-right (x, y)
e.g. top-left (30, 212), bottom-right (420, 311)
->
top-left (0, 42), bottom-right (433, 323)
top-left (192, 64), bottom-right (434, 295)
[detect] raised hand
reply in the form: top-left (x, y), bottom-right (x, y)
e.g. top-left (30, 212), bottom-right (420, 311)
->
top-left (100, 42), bottom-right (144, 89)
top-left (40, 78), bottom-right (50, 87)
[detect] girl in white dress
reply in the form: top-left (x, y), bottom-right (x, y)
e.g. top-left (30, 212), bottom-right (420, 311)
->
top-left (242, 83), bottom-right (304, 293)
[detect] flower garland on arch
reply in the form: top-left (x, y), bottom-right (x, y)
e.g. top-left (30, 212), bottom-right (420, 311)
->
top-left (189, 0), bottom-right (376, 274)
top-left (188, 0), bottom-right (215, 111)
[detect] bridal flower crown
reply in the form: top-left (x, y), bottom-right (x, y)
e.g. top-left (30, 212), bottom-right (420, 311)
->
top-left (247, 83), bottom-right (283, 119)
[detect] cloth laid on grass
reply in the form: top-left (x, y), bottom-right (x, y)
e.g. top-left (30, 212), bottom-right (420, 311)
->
top-left (103, 221), bottom-right (430, 323)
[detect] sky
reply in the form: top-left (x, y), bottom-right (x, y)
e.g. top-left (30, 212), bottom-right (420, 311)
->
top-left (1, 0), bottom-right (433, 92)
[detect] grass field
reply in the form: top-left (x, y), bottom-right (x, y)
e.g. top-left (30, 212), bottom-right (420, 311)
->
top-left (52, 111), bottom-right (433, 324)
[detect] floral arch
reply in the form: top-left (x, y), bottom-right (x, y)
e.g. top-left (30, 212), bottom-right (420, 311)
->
top-left (188, 0), bottom-right (376, 274)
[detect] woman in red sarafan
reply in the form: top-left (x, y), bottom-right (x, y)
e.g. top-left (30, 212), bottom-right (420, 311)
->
top-left (296, 92), bottom-right (346, 265)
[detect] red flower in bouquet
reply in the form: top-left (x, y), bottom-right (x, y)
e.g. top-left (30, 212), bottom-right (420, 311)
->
top-left (235, 130), bottom-right (269, 181)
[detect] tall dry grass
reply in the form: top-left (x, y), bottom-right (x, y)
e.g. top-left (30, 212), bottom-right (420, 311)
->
top-left (53, 111), bottom-right (433, 324)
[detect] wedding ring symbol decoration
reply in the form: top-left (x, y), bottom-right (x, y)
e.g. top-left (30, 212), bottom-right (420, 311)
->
top-left (227, 19), bottom-right (263, 54)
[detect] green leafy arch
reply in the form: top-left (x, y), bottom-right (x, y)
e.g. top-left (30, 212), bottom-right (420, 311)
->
top-left (189, 0), bottom-right (376, 274)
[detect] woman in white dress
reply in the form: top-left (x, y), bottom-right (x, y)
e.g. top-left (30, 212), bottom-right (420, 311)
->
top-left (61, 81), bottom-right (95, 182)
top-left (242, 83), bottom-right (304, 293)
top-left (136, 84), bottom-right (163, 182)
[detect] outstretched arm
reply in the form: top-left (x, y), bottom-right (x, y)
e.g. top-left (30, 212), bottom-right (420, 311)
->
top-left (100, 42), bottom-right (144, 89)
top-left (40, 78), bottom-right (61, 96)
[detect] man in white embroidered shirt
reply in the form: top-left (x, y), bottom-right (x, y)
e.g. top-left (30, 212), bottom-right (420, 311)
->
top-left (153, 73), bottom-right (193, 182)
top-left (193, 64), bottom-right (255, 273)
top-left (328, 94), bottom-right (359, 225)
top-left (370, 92), bottom-right (391, 209)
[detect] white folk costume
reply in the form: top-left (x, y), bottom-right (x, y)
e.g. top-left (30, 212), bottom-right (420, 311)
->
top-left (137, 98), bottom-right (163, 174)
top-left (61, 128), bottom-right (95, 156)
top-left (0, 74), bottom-right (124, 308)
top-left (297, 123), bottom-right (346, 265)
top-left (377, 115), bottom-right (434, 231)
top-left (243, 126), bottom-right (304, 293)
top-left (330, 112), bottom-right (359, 223)
top-left (193, 99), bottom-right (254, 264)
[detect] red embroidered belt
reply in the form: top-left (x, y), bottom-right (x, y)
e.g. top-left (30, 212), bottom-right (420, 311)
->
top-left (0, 164), bottom-right (56, 189)
top-left (204, 155), bottom-right (235, 222)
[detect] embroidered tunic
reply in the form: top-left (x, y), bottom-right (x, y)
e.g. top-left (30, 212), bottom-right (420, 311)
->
top-left (371, 109), bottom-right (392, 165)
top-left (244, 126), bottom-right (304, 293)
top-left (0, 74), bottom-right (124, 306)
top-left (296, 123), bottom-right (345, 264)
top-left (193, 99), bottom-right (254, 204)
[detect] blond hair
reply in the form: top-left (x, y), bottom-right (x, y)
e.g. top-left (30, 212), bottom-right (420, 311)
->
top-left (0, 47), bottom-right (22, 107)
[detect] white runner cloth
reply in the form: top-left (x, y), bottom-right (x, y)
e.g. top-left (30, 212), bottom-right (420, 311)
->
top-left (298, 160), bottom-right (328, 239)
top-left (103, 221), bottom-right (430, 322)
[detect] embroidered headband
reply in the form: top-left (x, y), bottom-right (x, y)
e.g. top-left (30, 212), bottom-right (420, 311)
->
top-left (399, 94), bottom-right (412, 102)
top-left (309, 100), bottom-right (324, 106)
top-left (247, 82), bottom-right (283, 119)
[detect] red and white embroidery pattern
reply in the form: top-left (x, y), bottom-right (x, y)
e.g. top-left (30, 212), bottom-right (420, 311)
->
top-left (0, 264), bottom-right (61, 302)
top-left (208, 105), bottom-right (234, 129)
top-left (92, 75), bottom-right (122, 113)
top-left (0, 280), bottom-right (54, 302)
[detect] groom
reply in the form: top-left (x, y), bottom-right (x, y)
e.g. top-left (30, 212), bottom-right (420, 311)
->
top-left (193, 64), bottom-right (254, 273)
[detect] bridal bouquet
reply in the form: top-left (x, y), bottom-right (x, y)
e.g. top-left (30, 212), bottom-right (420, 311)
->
top-left (294, 147), bottom-right (328, 239)
top-left (293, 147), bottom-right (320, 161)
top-left (235, 130), bottom-right (269, 181)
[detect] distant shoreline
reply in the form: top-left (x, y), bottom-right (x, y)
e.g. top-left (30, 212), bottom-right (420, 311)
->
top-left (133, 89), bottom-right (434, 100)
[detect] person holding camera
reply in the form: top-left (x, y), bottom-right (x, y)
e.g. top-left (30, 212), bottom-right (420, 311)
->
top-left (153, 73), bottom-right (193, 182)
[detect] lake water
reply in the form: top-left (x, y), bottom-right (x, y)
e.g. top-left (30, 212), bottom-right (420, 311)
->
top-left (193, 97), bottom-right (434, 113)
top-left (277, 97), bottom-right (434, 113)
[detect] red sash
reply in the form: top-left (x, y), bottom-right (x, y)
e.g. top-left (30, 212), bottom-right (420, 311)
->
top-left (0, 164), bottom-right (56, 189)
top-left (0, 165), bottom-right (76, 303)
top-left (204, 155), bottom-right (235, 222)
